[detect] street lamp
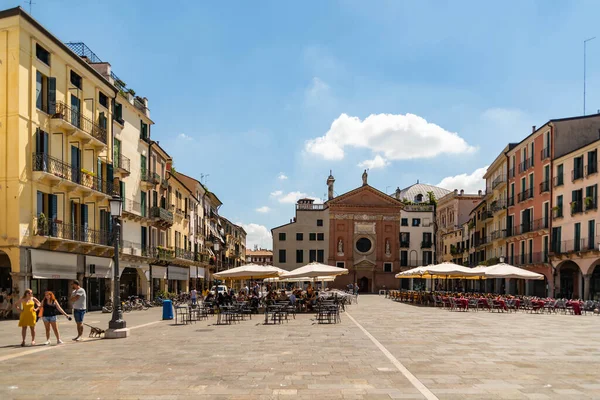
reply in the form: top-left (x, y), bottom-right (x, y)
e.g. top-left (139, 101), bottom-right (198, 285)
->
top-left (106, 194), bottom-right (128, 338)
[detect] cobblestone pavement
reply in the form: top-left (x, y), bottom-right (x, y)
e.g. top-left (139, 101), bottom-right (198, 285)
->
top-left (0, 295), bottom-right (599, 399)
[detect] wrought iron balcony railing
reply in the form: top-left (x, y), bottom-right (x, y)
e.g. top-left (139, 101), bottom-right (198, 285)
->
top-left (492, 175), bottom-right (506, 189)
top-left (518, 157), bottom-right (533, 173)
top-left (35, 217), bottom-right (110, 246)
top-left (32, 153), bottom-right (114, 195)
top-left (508, 196), bottom-right (515, 207)
top-left (585, 163), bottom-right (598, 176)
top-left (420, 240), bottom-right (433, 249)
top-left (400, 240), bottom-right (410, 248)
top-left (539, 180), bottom-right (550, 194)
top-left (517, 188), bottom-right (534, 203)
top-left (175, 248), bottom-right (194, 261)
top-left (141, 170), bottom-right (160, 185)
top-left (508, 167), bottom-right (515, 179)
top-left (490, 229), bottom-right (507, 241)
top-left (507, 252), bottom-right (549, 266)
top-left (541, 146), bottom-right (550, 160)
top-left (572, 168), bottom-right (584, 182)
top-left (52, 101), bottom-right (107, 144)
top-left (571, 201), bottom-right (583, 215)
top-left (516, 218), bottom-right (549, 235)
top-left (552, 237), bottom-right (598, 254)
top-left (552, 207), bottom-right (563, 219)
top-left (114, 154), bottom-right (130, 174)
top-left (554, 174), bottom-right (564, 187)
top-left (585, 196), bottom-right (598, 211)
top-left (150, 206), bottom-right (173, 223)
top-left (490, 199), bottom-right (507, 213)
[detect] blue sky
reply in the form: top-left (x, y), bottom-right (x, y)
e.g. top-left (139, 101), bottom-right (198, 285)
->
top-left (8, 0), bottom-right (600, 248)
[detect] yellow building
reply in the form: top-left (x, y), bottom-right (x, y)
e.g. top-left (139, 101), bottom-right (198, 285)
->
top-left (0, 7), bottom-right (118, 306)
top-left (221, 217), bottom-right (247, 269)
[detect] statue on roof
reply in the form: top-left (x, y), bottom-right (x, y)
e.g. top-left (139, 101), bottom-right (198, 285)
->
top-left (362, 169), bottom-right (368, 186)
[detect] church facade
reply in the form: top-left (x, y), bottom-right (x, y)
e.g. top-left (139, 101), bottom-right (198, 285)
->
top-left (326, 171), bottom-right (405, 292)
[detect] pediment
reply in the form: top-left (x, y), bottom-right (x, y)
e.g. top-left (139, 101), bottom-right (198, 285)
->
top-left (327, 185), bottom-right (403, 208)
top-left (354, 259), bottom-right (376, 269)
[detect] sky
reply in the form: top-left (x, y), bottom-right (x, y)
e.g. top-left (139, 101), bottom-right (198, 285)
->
top-left (7, 0), bottom-right (600, 249)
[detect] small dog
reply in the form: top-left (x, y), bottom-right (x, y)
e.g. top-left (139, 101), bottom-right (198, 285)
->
top-left (83, 323), bottom-right (105, 338)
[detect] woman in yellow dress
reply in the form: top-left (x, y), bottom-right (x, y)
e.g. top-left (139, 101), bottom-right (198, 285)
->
top-left (15, 289), bottom-right (41, 347)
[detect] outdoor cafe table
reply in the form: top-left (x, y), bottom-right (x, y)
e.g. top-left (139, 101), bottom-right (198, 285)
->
top-left (531, 300), bottom-right (546, 312)
top-left (567, 300), bottom-right (582, 315)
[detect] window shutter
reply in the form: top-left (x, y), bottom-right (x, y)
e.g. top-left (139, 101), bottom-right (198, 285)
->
top-left (107, 163), bottom-right (114, 192)
top-left (120, 181), bottom-right (126, 211)
top-left (49, 194), bottom-right (57, 221)
top-left (81, 204), bottom-right (88, 229)
top-left (36, 191), bottom-right (44, 216)
top-left (141, 191), bottom-right (146, 217)
top-left (47, 77), bottom-right (56, 114)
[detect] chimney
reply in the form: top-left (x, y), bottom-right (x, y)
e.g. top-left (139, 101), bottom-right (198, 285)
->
top-left (478, 190), bottom-right (482, 196)
top-left (532, 125), bottom-right (536, 133)
top-left (460, 189), bottom-right (464, 195)
top-left (395, 187), bottom-right (401, 199)
top-left (454, 189), bottom-right (458, 195)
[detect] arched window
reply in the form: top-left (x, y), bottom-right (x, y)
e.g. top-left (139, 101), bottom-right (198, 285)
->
top-left (415, 194), bottom-right (423, 203)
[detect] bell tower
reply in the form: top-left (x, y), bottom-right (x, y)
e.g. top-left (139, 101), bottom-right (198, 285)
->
top-left (327, 170), bottom-right (335, 200)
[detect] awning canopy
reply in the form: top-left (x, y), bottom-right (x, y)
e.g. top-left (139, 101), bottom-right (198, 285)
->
top-left (197, 267), bottom-right (206, 279)
top-left (168, 266), bottom-right (189, 281)
top-left (280, 262), bottom-right (349, 280)
top-left (151, 266), bottom-right (167, 280)
top-left (213, 264), bottom-right (282, 280)
top-left (31, 250), bottom-right (77, 280)
top-left (189, 266), bottom-right (198, 278)
top-left (86, 256), bottom-right (113, 279)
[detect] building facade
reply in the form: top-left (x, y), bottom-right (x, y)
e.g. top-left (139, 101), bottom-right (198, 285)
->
top-left (549, 139), bottom-right (600, 299)
top-left (0, 8), bottom-right (118, 309)
top-left (272, 198), bottom-right (329, 272)
top-left (246, 249), bottom-right (273, 265)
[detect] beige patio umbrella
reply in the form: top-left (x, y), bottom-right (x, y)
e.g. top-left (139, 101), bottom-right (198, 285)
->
top-left (281, 262), bottom-right (349, 279)
top-left (395, 266), bottom-right (428, 279)
top-left (212, 264), bottom-right (282, 280)
top-left (484, 263), bottom-right (544, 280)
top-left (421, 262), bottom-right (485, 291)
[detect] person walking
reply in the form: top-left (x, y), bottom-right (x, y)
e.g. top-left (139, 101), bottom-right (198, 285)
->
top-left (15, 289), bottom-right (40, 347)
top-left (70, 280), bottom-right (86, 341)
top-left (40, 291), bottom-right (71, 345)
top-left (190, 288), bottom-right (197, 306)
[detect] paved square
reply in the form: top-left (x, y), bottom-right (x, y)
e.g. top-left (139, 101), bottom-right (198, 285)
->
top-left (0, 295), bottom-right (599, 399)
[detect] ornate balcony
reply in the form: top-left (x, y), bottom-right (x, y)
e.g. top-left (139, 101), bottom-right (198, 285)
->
top-left (32, 153), bottom-right (113, 198)
top-left (114, 154), bottom-right (130, 177)
top-left (490, 229), bottom-right (507, 241)
top-left (420, 240), bottom-right (433, 249)
top-left (492, 175), bottom-right (506, 189)
top-left (518, 157), bottom-right (533, 173)
top-left (34, 217), bottom-right (111, 250)
top-left (515, 218), bottom-right (549, 235)
top-left (175, 247), bottom-right (195, 261)
top-left (150, 206), bottom-right (173, 226)
top-left (490, 199), bottom-right (507, 214)
top-left (517, 188), bottom-right (534, 203)
top-left (50, 101), bottom-right (107, 147)
top-left (539, 180), bottom-right (550, 194)
top-left (141, 170), bottom-right (160, 190)
top-left (541, 147), bottom-right (550, 160)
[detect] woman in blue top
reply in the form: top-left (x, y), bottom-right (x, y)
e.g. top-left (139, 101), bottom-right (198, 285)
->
top-left (40, 291), bottom-right (71, 345)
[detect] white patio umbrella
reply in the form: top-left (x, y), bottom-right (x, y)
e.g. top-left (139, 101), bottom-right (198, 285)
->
top-left (395, 266), bottom-right (428, 279)
top-left (421, 262), bottom-right (485, 278)
top-left (484, 263), bottom-right (544, 280)
top-left (212, 264), bottom-right (283, 280)
top-left (281, 262), bottom-right (349, 280)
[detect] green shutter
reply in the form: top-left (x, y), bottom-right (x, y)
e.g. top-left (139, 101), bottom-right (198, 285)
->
top-left (47, 77), bottom-right (56, 114)
top-left (141, 191), bottom-right (146, 217)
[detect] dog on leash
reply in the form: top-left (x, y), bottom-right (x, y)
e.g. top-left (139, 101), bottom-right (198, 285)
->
top-left (83, 323), bottom-right (105, 338)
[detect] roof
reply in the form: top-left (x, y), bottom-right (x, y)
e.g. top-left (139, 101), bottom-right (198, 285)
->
top-left (326, 184), bottom-right (404, 207)
top-left (247, 249), bottom-right (273, 257)
top-left (176, 172), bottom-right (206, 197)
top-left (395, 183), bottom-right (450, 202)
top-left (0, 7), bottom-right (116, 95)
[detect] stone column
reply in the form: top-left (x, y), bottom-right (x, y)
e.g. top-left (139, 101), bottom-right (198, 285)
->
top-left (583, 274), bottom-right (591, 300)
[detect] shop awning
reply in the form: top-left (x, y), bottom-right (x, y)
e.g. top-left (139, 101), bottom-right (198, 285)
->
top-left (197, 267), bottom-right (206, 279)
top-left (190, 266), bottom-right (198, 278)
top-left (168, 266), bottom-right (189, 281)
top-left (31, 249), bottom-right (77, 280)
top-left (86, 256), bottom-right (113, 279)
top-left (119, 263), bottom-right (149, 278)
top-left (151, 266), bottom-right (167, 280)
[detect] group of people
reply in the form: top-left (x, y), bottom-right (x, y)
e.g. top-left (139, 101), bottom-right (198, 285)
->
top-left (14, 280), bottom-right (87, 346)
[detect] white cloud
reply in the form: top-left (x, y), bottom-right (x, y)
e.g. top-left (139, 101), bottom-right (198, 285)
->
top-left (437, 166), bottom-right (489, 194)
top-left (358, 155), bottom-right (389, 170)
top-left (255, 206), bottom-right (270, 213)
top-left (270, 190), bottom-right (283, 197)
top-left (177, 133), bottom-right (193, 141)
top-left (278, 191), bottom-right (308, 204)
top-left (305, 113), bottom-right (476, 161)
top-left (237, 223), bottom-right (272, 250)
top-left (277, 173), bottom-right (288, 180)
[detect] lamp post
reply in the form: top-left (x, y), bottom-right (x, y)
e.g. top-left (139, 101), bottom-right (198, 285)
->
top-left (106, 194), bottom-right (129, 338)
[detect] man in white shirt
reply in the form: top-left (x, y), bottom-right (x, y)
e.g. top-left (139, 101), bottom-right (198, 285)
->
top-left (70, 280), bottom-right (87, 341)
top-left (190, 288), bottom-right (197, 305)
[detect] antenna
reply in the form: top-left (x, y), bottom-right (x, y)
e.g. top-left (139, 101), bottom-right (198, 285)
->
top-left (584, 37), bottom-right (596, 116)
top-left (25, 0), bottom-right (35, 14)
top-left (200, 173), bottom-right (210, 185)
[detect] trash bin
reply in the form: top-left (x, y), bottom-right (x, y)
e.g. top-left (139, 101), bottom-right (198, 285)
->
top-left (162, 299), bottom-right (173, 320)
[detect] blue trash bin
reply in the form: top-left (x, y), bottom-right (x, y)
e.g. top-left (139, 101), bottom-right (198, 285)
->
top-left (162, 299), bottom-right (173, 320)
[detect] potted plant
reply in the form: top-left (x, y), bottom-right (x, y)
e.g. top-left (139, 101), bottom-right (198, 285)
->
top-left (585, 196), bottom-right (594, 209)
top-left (37, 213), bottom-right (48, 235)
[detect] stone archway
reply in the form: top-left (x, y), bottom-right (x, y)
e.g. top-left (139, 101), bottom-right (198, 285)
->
top-left (120, 267), bottom-right (139, 298)
top-left (556, 261), bottom-right (582, 299)
top-left (358, 276), bottom-right (369, 293)
top-left (0, 250), bottom-right (12, 292)
top-left (589, 261), bottom-right (600, 300)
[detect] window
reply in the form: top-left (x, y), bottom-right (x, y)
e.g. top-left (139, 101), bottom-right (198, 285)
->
top-left (400, 232), bottom-right (410, 246)
top-left (356, 237), bottom-right (372, 253)
top-left (309, 233), bottom-right (316, 241)
top-left (309, 250), bottom-right (317, 262)
top-left (317, 219), bottom-right (323, 227)
top-left (278, 233), bottom-right (286, 241)
top-left (70, 70), bottom-right (82, 89)
top-left (588, 150), bottom-right (598, 175)
top-left (296, 233), bottom-right (303, 241)
top-left (400, 251), bottom-right (408, 266)
top-left (556, 164), bottom-right (564, 186)
top-left (99, 92), bottom-right (108, 108)
top-left (141, 120), bottom-right (149, 140)
top-left (317, 250), bottom-right (324, 263)
top-left (278, 249), bottom-right (286, 263)
top-left (317, 233), bottom-right (324, 241)
top-left (36, 43), bottom-right (51, 65)
top-left (573, 156), bottom-right (584, 180)
top-left (574, 223), bottom-right (581, 251)
top-left (336, 262), bottom-right (345, 269)
top-left (401, 218), bottom-right (408, 226)
top-left (36, 72), bottom-right (55, 113)
top-left (383, 263), bottom-right (392, 273)
top-left (556, 195), bottom-right (563, 218)
top-left (414, 194), bottom-right (423, 203)
top-left (296, 249), bottom-right (303, 263)
top-left (412, 218), bottom-right (421, 227)
top-left (114, 103), bottom-right (123, 123)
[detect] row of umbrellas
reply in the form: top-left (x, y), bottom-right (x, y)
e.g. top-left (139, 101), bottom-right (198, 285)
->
top-left (395, 262), bottom-right (544, 280)
top-left (212, 262), bottom-right (348, 282)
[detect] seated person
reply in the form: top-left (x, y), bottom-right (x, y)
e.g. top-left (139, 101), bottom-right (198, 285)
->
top-left (289, 292), bottom-right (297, 305)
